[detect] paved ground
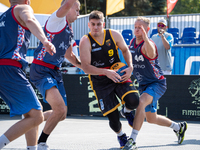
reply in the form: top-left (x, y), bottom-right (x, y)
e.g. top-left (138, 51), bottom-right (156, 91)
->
top-left (0, 114), bottom-right (200, 150)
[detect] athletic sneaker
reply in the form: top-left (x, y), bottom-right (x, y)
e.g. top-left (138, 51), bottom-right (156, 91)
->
top-left (120, 108), bottom-right (134, 127)
top-left (117, 133), bottom-right (128, 149)
top-left (174, 121), bottom-right (188, 144)
top-left (37, 142), bottom-right (50, 150)
top-left (122, 138), bottom-right (138, 150)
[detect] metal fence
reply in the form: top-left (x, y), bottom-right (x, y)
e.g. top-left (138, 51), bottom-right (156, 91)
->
top-left (28, 13), bottom-right (200, 47)
top-left (107, 13), bottom-right (200, 39)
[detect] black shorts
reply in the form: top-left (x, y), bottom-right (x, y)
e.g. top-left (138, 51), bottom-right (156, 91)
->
top-left (89, 75), bottom-right (138, 116)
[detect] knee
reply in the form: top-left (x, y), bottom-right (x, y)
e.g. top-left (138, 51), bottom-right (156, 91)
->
top-left (124, 92), bottom-right (139, 110)
top-left (109, 120), bottom-right (121, 133)
top-left (29, 110), bottom-right (44, 126)
top-left (54, 106), bottom-right (67, 120)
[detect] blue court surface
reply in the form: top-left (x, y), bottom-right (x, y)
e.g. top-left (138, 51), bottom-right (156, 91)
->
top-left (0, 114), bottom-right (199, 150)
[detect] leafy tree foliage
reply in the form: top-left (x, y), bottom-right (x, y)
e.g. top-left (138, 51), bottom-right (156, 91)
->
top-left (79, 0), bottom-right (166, 16)
top-left (170, 0), bottom-right (200, 14)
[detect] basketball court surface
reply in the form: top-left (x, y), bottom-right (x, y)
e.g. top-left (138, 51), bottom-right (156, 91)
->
top-left (0, 114), bottom-right (199, 150)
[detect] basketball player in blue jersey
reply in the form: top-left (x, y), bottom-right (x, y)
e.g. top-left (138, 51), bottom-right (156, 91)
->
top-left (122, 17), bottom-right (187, 150)
top-left (28, 0), bottom-right (81, 149)
top-left (0, 0), bottom-right (56, 150)
top-left (79, 10), bottom-right (139, 149)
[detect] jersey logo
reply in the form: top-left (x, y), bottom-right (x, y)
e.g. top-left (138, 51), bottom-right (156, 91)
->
top-left (92, 47), bottom-right (102, 52)
top-left (92, 43), bottom-right (96, 47)
top-left (0, 21), bottom-right (5, 27)
top-left (106, 39), bottom-right (111, 46)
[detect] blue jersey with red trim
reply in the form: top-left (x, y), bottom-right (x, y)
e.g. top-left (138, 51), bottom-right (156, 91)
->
top-left (0, 6), bottom-right (31, 69)
top-left (34, 20), bottom-right (73, 68)
top-left (129, 38), bottom-right (165, 86)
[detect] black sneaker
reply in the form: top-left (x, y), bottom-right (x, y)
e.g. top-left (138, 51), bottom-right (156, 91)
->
top-left (120, 108), bottom-right (134, 127)
top-left (122, 138), bottom-right (138, 150)
top-left (174, 121), bottom-right (188, 144)
top-left (117, 133), bottom-right (128, 149)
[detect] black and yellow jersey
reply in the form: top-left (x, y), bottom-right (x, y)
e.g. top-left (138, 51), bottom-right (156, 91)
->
top-left (86, 29), bottom-right (121, 83)
top-left (86, 29), bottom-right (121, 69)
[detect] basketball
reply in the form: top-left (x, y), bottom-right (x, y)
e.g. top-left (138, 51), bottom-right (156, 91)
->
top-left (110, 62), bottom-right (128, 76)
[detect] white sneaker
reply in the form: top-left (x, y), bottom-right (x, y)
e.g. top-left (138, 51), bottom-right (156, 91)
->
top-left (37, 142), bottom-right (50, 150)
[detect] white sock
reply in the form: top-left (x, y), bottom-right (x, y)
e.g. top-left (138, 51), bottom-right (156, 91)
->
top-left (130, 129), bottom-right (139, 142)
top-left (170, 122), bottom-right (180, 131)
top-left (0, 134), bottom-right (10, 149)
top-left (124, 107), bottom-right (132, 113)
top-left (27, 146), bottom-right (37, 150)
top-left (117, 130), bottom-right (124, 137)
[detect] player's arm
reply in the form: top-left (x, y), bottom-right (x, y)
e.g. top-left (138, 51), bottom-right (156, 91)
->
top-left (15, 5), bottom-right (55, 55)
top-left (111, 30), bottom-right (133, 81)
top-left (79, 35), bottom-right (121, 83)
top-left (64, 45), bottom-right (81, 69)
top-left (140, 25), bottom-right (156, 59)
top-left (56, 0), bottom-right (76, 18)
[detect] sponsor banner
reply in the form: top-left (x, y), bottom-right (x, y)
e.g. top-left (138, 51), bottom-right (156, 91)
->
top-left (0, 75), bottom-right (200, 121)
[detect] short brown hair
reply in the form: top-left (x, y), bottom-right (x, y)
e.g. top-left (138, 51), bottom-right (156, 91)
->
top-left (136, 16), bottom-right (150, 26)
top-left (89, 10), bottom-right (104, 22)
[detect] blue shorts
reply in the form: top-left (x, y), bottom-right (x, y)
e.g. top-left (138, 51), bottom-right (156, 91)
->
top-left (140, 81), bottom-right (166, 113)
top-left (30, 63), bottom-right (67, 106)
top-left (0, 66), bottom-right (42, 117)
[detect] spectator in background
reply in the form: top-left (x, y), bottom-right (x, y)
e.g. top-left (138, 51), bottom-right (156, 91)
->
top-left (151, 19), bottom-right (174, 75)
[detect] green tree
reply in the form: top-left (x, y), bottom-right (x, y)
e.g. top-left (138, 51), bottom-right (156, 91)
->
top-left (170, 0), bottom-right (200, 14)
top-left (79, 0), bottom-right (166, 16)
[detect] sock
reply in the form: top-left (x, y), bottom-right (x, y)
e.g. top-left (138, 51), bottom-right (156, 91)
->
top-left (124, 107), bottom-right (132, 113)
top-left (170, 122), bottom-right (180, 131)
top-left (117, 130), bottom-right (124, 137)
top-left (0, 134), bottom-right (10, 149)
top-left (27, 146), bottom-right (37, 150)
top-left (130, 129), bottom-right (139, 142)
top-left (38, 131), bottom-right (49, 144)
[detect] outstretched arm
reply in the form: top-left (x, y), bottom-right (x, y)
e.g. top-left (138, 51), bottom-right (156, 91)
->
top-left (15, 5), bottom-right (55, 55)
top-left (64, 45), bottom-right (81, 69)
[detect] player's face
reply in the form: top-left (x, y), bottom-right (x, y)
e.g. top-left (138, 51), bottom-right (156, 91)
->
top-left (134, 20), bottom-right (148, 37)
top-left (67, 2), bottom-right (80, 23)
top-left (88, 19), bottom-right (104, 37)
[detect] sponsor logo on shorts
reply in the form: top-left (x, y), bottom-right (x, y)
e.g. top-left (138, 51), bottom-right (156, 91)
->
top-left (99, 99), bottom-right (104, 110)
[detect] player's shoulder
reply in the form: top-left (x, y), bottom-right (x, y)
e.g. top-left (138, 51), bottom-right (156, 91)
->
top-left (15, 4), bottom-right (33, 12)
top-left (109, 29), bottom-right (121, 35)
top-left (79, 34), bottom-right (90, 47)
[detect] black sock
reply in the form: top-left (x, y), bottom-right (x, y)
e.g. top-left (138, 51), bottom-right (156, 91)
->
top-left (38, 131), bottom-right (49, 144)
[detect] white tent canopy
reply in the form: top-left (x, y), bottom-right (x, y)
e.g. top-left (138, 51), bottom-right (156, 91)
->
top-left (0, 3), bottom-right (9, 12)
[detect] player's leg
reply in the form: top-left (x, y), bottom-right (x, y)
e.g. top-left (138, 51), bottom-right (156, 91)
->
top-left (38, 86), bottom-right (67, 146)
top-left (1, 109), bottom-right (43, 144)
top-left (25, 126), bottom-right (39, 150)
top-left (107, 109), bottom-right (128, 149)
top-left (146, 110), bottom-right (187, 144)
top-left (123, 93), bottom-right (153, 150)
top-left (116, 82), bottom-right (139, 127)
top-left (121, 91), bottom-right (139, 127)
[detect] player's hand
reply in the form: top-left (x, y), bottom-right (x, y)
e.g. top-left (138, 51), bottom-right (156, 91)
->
top-left (43, 41), bottom-right (56, 56)
top-left (120, 66), bottom-right (132, 82)
top-left (105, 69), bottom-right (122, 83)
top-left (140, 25), bottom-right (148, 42)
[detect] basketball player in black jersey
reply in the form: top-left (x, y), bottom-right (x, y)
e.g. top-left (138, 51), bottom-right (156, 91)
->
top-left (79, 10), bottom-right (139, 149)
